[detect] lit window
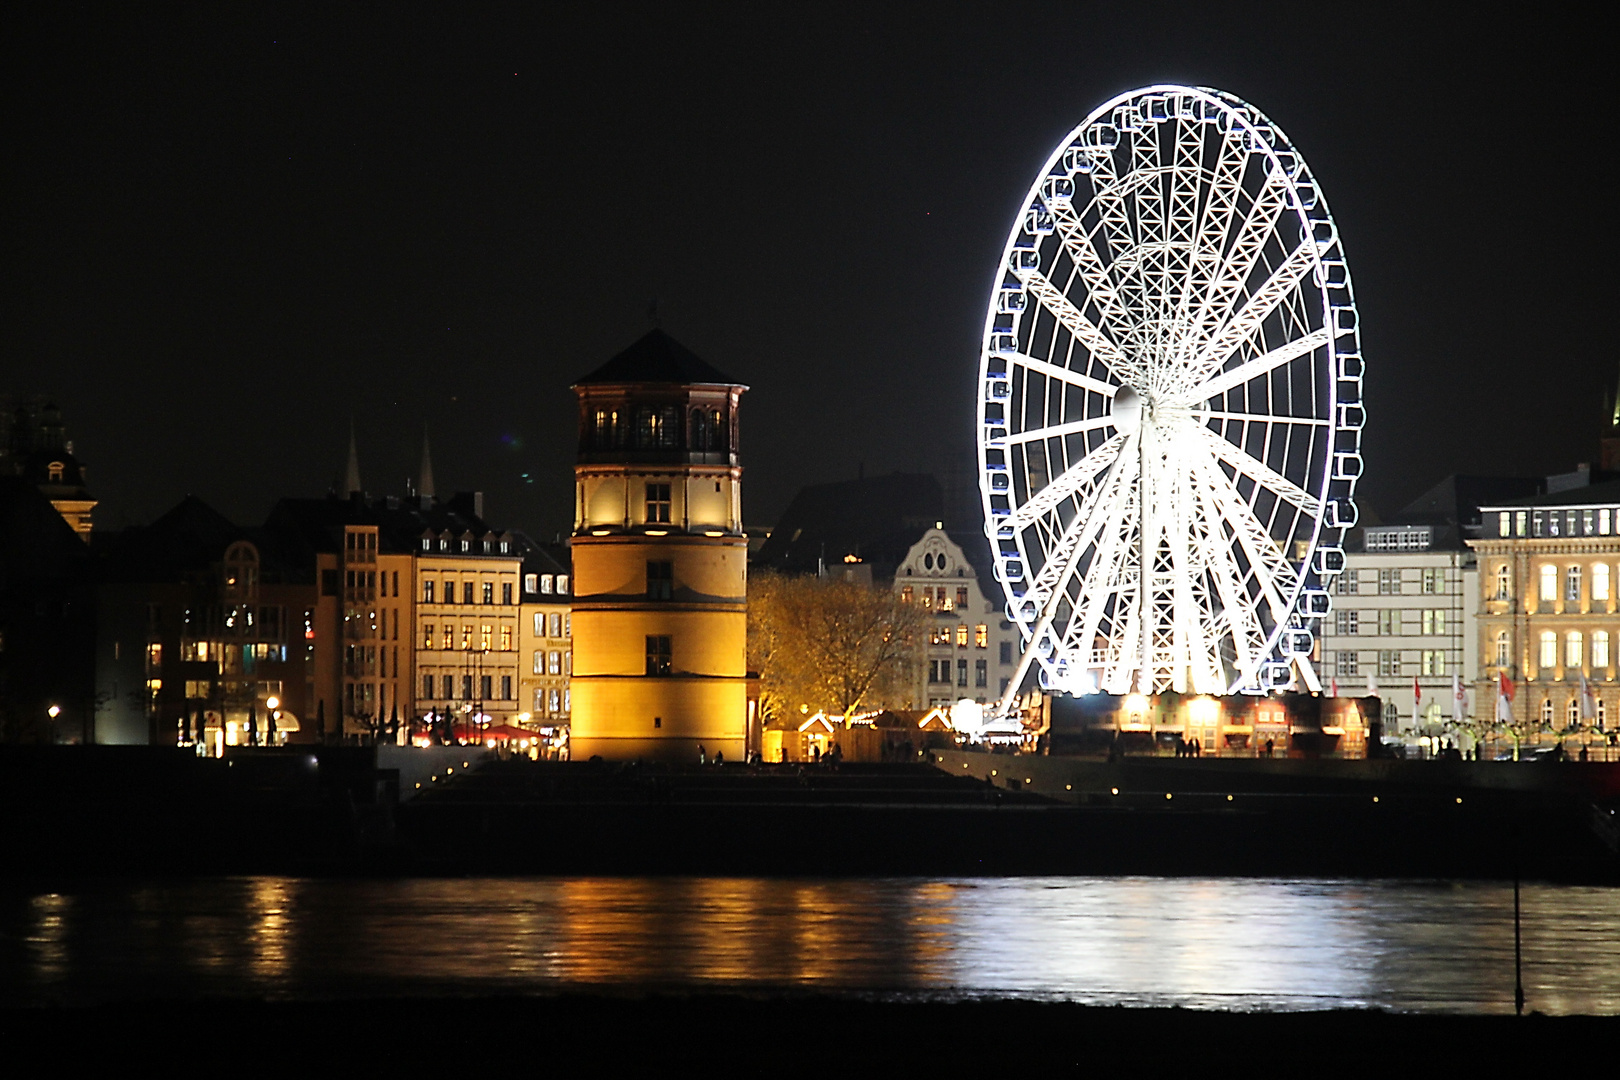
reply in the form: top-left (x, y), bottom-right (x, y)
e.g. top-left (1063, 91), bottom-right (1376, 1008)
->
top-left (500, 625), bottom-right (512, 651)
top-left (422, 624), bottom-right (434, 650)
top-left (1421, 568), bottom-right (1439, 594)
top-left (975, 624), bottom-right (988, 648)
top-left (1566, 566), bottom-right (1581, 604)
top-left (1540, 565), bottom-right (1557, 602)
top-left (540, 575), bottom-right (554, 594)
top-left (550, 612), bottom-right (563, 638)
top-left (1377, 610), bottom-right (1394, 636)
top-left (1541, 698), bottom-right (1554, 724)
top-left (525, 574), bottom-right (538, 594)
top-left (533, 613), bottom-right (544, 636)
top-left (1540, 632), bottom-right (1557, 669)
top-left (1379, 651), bottom-right (1399, 677)
top-left (1595, 631), bottom-right (1610, 669)
top-left (957, 586), bottom-right (969, 610)
top-left (1499, 512), bottom-right (1511, 537)
top-left (480, 624), bottom-right (492, 651)
top-left (1567, 631), bottom-right (1582, 668)
top-left (1584, 509), bottom-right (1595, 536)
top-left (1599, 697), bottom-right (1608, 726)
top-left (548, 651), bottom-right (561, 675)
top-left (557, 575), bottom-right (568, 595)
top-left (956, 624), bottom-right (968, 648)
top-left (646, 636), bottom-right (672, 676)
top-left (1495, 565), bottom-right (1510, 600)
top-left (1596, 564), bottom-right (1611, 602)
top-left (533, 651), bottom-right (544, 674)
top-left (502, 582), bottom-right (513, 605)
top-left (1516, 510), bottom-right (1527, 536)
top-left (483, 582), bottom-right (495, 605)
top-left (460, 624), bottom-right (472, 650)
top-left (1604, 509), bottom-right (1613, 535)
top-left (902, 586), bottom-right (914, 604)
top-left (1569, 697), bottom-right (1581, 726)
top-left (1495, 631), bottom-right (1510, 668)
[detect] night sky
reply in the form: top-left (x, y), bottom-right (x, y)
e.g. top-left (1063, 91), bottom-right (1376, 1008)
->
top-left (7, 3), bottom-right (1615, 539)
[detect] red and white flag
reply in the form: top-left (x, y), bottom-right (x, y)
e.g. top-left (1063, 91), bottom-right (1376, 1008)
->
top-left (1330, 675), bottom-right (1340, 698)
top-left (1452, 673), bottom-right (1467, 725)
top-left (1497, 669), bottom-right (1515, 722)
top-left (1413, 676), bottom-right (1422, 707)
top-left (1581, 671), bottom-right (1597, 721)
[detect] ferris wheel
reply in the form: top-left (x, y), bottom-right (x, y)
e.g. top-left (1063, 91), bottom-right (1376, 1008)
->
top-left (979, 86), bottom-right (1362, 703)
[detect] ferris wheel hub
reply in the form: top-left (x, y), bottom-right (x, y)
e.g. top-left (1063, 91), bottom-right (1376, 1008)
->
top-left (1110, 385), bottom-right (1142, 435)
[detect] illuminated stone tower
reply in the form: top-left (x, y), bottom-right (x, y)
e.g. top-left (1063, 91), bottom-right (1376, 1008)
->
top-left (569, 330), bottom-right (748, 762)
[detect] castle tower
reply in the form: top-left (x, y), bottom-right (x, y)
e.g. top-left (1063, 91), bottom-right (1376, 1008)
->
top-left (569, 330), bottom-right (748, 761)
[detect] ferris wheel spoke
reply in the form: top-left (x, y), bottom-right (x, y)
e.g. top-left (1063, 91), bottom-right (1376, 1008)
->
top-left (1173, 125), bottom-right (1250, 348)
top-left (1027, 436), bottom-right (1138, 597)
top-left (1194, 454), bottom-right (1298, 626)
top-left (1003, 352), bottom-right (1120, 399)
top-left (1050, 202), bottom-right (1146, 367)
top-left (1009, 432), bottom-right (1126, 529)
top-left (1184, 164), bottom-right (1293, 353)
top-left (1197, 427), bottom-right (1321, 515)
top-left (1191, 470), bottom-right (1271, 688)
top-left (1186, 326), bottom-right (1332, 404)
top-left (1064, 473), bottom-right (1141, 689)
top-left (1014, 270), bottom-right (1132, 375)
top-left (1189, 241), bottom-right (1320, 381)
top-left (1200, 410), bottom-right (1329, 429)
top-left (1005, 414), bottom-right (1118, 448)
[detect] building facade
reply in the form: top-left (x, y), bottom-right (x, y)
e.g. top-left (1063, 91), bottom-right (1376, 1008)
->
top-left (1318, 523), bottom-right (1478, 740)
top-left (892, 526), bottom-right (1022, 709)
top-left (519, 546), bottom-right (573, 748)
top-left (1473, 481), bottom-right (1620, 756)
top-left (569, 330), bottom-right (751, 762)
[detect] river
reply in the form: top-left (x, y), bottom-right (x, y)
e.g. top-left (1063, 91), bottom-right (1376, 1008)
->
top-left (4, 877), bottom-right (1617, 1013)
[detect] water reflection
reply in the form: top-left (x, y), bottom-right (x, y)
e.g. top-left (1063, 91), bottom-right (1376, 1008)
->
top-left (1, 877), bottom-right (1616, 1013)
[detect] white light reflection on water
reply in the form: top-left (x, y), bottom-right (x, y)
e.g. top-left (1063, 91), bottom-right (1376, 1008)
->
top-left (2, 877), bottom-right (1617, 1013)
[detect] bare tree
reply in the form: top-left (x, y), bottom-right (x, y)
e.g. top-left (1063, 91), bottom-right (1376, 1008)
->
top-left (749, 571), bottom-right (924, 720)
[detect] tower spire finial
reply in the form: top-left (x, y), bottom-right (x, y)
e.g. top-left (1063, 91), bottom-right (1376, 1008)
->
top-left (345, 418), bottom-right (362, 496)
top-left (419, 422), bottom-right (436, 501)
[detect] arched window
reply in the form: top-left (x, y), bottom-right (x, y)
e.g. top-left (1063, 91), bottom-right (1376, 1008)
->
top-left (1567, 631), bottom-right (1583, 668)
top-left (1540, 564), bottom-right (1557, 602)
top-left (222, 542), bottom-right (259, 599)
top-left (1595, 631), bottom-right (1611, 669)
top-left (1494, 630), bottom-right (1510, 668)
top-left (1598, 697), bottom-right (1608, 728)
top-left (1568, 697), bottom-right (1581, 726)
top-left (1540, 631), bottom-right (1557, 669)
top-left (1495, 564), bottom-right (1511, 600)
top-left (1541, 698), bottom-right (1554, 724)
top-left (47, 461), bottom-right (64, 483)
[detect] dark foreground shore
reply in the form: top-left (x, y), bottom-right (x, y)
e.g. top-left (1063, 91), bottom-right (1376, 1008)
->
top-left (4, 994), bottom-right (1615, 1071)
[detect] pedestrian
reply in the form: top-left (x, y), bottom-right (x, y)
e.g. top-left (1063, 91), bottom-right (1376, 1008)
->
top-left (698, 743), bottom-right (707, 765)
top-left (715, 750), bottom-right (725, 765)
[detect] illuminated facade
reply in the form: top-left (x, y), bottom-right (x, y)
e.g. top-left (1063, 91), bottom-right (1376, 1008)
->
top-left (569, 330), bottom-right (750, 761)
top-left (518, 547), bottom-right (573, 745)
top-left (1473, 483), bottom-right (1620, 756)
top-left (1, 397), bottom-right (96, 541)
top-left (893, 526), bottom-right (1022, 708)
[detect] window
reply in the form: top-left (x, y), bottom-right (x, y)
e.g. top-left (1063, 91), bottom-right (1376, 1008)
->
top-left (1569, 697), bottom-right (1581, 726)
top-left (1541, 698), bottom-right (1554, 724)
top-left (1533, 511), bottom-right (1544, 538)
top-left (1334, 610), bottom-right (1358, 635)
top-left (443, 674), bottom-right (455, 699)
top-left (1421, 610), bottom-right (1445, 635)
top-left (930, 625), bottom-right (952, 646)
top-left (1567, 566), bottom-right (1582, 603)
top-left (480, 624), bottom-right (492, 651)
top-left (920, 589), bottom-right (932, 610)
top-left (550, 612), bottom-right (563, 638)
top-left (901, 586), bottom-right (914, 604)
top-left (461, 674), bottom-right (473, 700)
top-left (483, 582), bottom-right (495, 605)
top-left (646, 635), bottom-right (672, 676)
top-left (1599, 697), bottom-right (1608, 727)
top-left (646, 483), bottom-right (672, 524)
top-left (480, 675), bottom-right (493, 701)
top-left (1499, 512), bottom-right (1511, 537)
top-left (1378, 651), bottom-right (1399, 677)
top-left (564, 652), bottom-right (571, 676)
top-left (525, 574), bottom-right (538, 594)
top-left (1378, 609), bottom-right (1395, 636)
top-left (647, 560), bottom-right (674, 600)
top-left (443, 580), bottom-right (453, 604)
top-left (1336, 571), bottom-right (1359, 595)
top-left (957, 658), bottom-right (968, 687)
top-left (563, 613), bottom-right (571, 635)
top-left (1605, 509), bottom-right (1613, 536)
top-left (1421, 568), bottom-right (1439, 594)
top-left (975, 659), bottom-right (988, 687)
top-left (1596, 631), bottom-right (1610, 669)
top-left (501, 676), bottom-right (512, 700)
top-left (940, 588), bottom-right (954, 612)
top-left (1585, 509), bottom-right (1596, 535)
top-left (1596, 564), bottom-right (1611, 602)
top-left (540, 575), bottom-right (554, 595)
top-left (1540, 565), bottom-right (1557, 603)
top-left (463, 581), bottom-right (474, 605)
top-left (975, 624), bottom-right (988, 648)
top-left (423, 624), bottom-right (434, 650)
top-left (1568, 510), bottom-right (1579, 536)
top-left (423, 580), bottom-right (435, 604)
top-left (1335, 651), bottom-right (1358, 677)
top-left (550, 688), bottom-right (563, 714)
top-left (1516, 510), bottom-right (1528, 536)
top-left (1495, 631), bottom-right (1510, 668)
top-left (442, 625), bottom-right (453, 650)
top-left (549, 651), bottom-right (561, 675)
top-left (1540, 631), bottom-right (1557, 669)
top-left (533, 651), bottom-right (544, 675)
top-left (1495, 564), bottom-right (1511, 601)
top-left (460, 624), bottom-right (472, 650)
top-left (502, 582), bottom-right (513, 605)
top-left (1567, 631), bottom-right (1582, 668)
top-left (1421, 650), bottom-right (1446, 676)
top-left (637, 406), bottom-right (679, 448)
top-left (1378, 569), bottom-right (1399, 595)
top-left (533, 613), bottom-right (544, 636)
top-left (423, 675), bottom-right (435, 698)
top-left (956, 624), bottom-right (968, 648)
top-left (956, 586), bottom-right (969, 610)
top-left (1000, 641), bottom-right (1013, 664)
top-left (500, 625), bottom-right (512, 651)
top-left (557, 575), bottom-right (568, 595)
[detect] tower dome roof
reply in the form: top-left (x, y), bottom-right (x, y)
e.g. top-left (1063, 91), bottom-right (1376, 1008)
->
top-left (572, 329), bottom-right (744, 388)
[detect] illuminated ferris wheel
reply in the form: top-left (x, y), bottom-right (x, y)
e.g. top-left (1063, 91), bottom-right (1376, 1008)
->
top-left (978, 86), bottom-right (1362, 703)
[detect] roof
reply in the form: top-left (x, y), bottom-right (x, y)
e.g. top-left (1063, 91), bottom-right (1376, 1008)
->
top-left (1484, 478), bottom-right (1620, 509)
top-left (572, 329), bottom-right (744, 387)
top-left (1395, 474), bottom-right (1543, 526)
top-left (755, 473), bottom-right (946, 577)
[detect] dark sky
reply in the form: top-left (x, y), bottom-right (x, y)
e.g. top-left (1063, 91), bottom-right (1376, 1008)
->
top-left (6, 3), bottom-right (1615, 538)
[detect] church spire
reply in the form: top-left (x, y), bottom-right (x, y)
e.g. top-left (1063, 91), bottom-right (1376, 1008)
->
top-left (419, 423), bottom-right (436, 501)
top-left (345, 419), bottom-right (362, 496)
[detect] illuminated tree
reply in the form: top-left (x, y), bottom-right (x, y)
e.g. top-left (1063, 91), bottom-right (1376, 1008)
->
top-left (748, 571), bottom-right (925, 721)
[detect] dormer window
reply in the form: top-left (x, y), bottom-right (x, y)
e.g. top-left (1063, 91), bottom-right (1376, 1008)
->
top-left (421, 539), bottom-right (431, 551)
top-left (47, 462), bottom-right (64, 483)
top-left (460, 539), bottom-right (470, 553)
